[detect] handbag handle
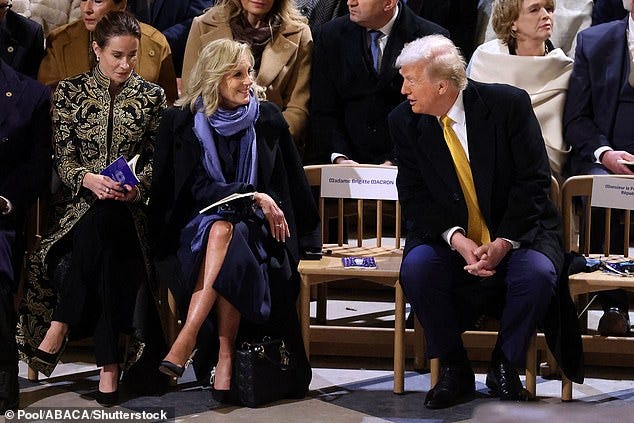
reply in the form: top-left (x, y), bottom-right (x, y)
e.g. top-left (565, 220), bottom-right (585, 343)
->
top-left (241, 338), bottom-right (292, 370)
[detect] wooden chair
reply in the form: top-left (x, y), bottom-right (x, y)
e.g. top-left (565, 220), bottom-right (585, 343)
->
top-left (298, 164), bottom-right (422, 394)
top-left (429, 176), bottom-right (561, 399)
top-left (560, 174), bottom-right (634, 401)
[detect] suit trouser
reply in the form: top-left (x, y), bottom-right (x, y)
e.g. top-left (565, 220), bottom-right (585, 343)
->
top-left (53, 202), bottom-right (142, 367)
top-left (400, 243), bottom-right (557, 367)
top-left (0, 225), bottom-right (18, 406)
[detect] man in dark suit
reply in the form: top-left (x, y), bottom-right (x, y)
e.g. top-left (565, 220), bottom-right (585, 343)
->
top-left (127, 0), bottom-right (212, 76)
top-left (308, 0), bottom-right (447, 165)
top-left (0, 3), bottom-right (44, 79)
top-left (0, 58), bottom-right (52, 414)
top-left (390, 35), bottom-right (562, 409)
top-left (592, 0), bottom-right (628, 25)
top-left (563, 1), bottom-right (634, 336)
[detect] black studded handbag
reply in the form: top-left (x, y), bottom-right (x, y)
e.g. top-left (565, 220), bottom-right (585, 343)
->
top-left (234, 336), bottom-right (298, 407)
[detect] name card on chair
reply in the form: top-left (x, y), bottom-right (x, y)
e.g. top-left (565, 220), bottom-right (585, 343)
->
top-left (591, 176), bottom-right (634, 210)
top-left (321, 166), bottom-right (398, 200)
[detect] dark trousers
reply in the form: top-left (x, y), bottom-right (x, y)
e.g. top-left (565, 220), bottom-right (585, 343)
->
top-left (400, 243), bottom-right (557, 367)
top-left (0, 223), bottom-right (18, 407)
top-left (53, 202), bottom-right (142, 367)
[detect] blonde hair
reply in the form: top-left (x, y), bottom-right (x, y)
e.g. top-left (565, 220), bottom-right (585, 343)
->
top-left (177, 39), bottom-right (266, 116)
top-left (492, 0), bottom-right (555, 47)
top-left (210, 0), bottom-right (307, 27)
top-left (396, 35), bottom-right (468, 91)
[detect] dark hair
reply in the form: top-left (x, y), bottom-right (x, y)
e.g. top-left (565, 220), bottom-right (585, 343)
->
top-left (93, 11), bottom-right (141, 49)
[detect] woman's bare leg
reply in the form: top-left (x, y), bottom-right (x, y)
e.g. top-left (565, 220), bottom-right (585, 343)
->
top-left (99, 363), bottom-right (118, 393)
top-left (213, 296), bottom-right (240, 390)
top-left (37, 321), bottom-right (69, 354)
top-left (163, 221), bottom-right (233, 366)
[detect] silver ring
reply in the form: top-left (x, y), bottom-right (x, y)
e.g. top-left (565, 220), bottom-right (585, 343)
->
top-left (105, 187), bottom-right (111, 194)
top-left (275, 223), bottom-right (283, 227)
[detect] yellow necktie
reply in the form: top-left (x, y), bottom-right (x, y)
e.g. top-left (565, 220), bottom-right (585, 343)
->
top-left (441, 115), bottom-right (490, 245)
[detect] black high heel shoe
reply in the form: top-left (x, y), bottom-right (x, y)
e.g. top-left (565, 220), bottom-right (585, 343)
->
top-left (210, 366), bottom-right (240, 405)
top-left (158, 349), bottom-right (197, 379)
top-left (94, 390), bottom-right (119, 407)
top-left (32, 336), bottom-right (69, 367)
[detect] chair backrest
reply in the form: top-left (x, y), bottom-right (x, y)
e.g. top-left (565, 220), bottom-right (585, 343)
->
top-left (561, 175), bottom-right (634, 256)
top-left (303, 164), bottom-right (401, 249)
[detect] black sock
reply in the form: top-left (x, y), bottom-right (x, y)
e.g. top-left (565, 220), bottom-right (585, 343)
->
top-left (440, 347), bottom-right (469, 366)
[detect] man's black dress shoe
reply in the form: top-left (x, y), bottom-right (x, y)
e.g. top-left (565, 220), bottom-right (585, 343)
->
top-left (424, 364), bottom-right (475, 409)
top-left (598, 307), bottom-right (631, 336)
top-left (486, 357), bottom-right (526, 401)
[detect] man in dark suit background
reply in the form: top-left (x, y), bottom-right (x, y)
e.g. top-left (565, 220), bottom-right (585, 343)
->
top-left (127, 0), bottom-right (213, 77)
top-left (390, 35), bottom-right (562, 409)
top-left (563, 0), bottom-right (634, 336)
top-left (0, 1), bottom-right (44, 79)
top-left (0, 58), bottom-right (51, 414)
top-left (308, 0), bottom-right (447, 165)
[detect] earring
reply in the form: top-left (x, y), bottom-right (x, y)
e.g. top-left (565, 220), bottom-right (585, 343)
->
top-left (510, 29), bottom-right (517, 39)
top-left (96, 56), bottom-right (100, 62)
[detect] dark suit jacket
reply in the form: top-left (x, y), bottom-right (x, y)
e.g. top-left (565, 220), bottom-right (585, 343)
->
top-left (0, 59), bottom-right (51, 286)
top-left (150, 101), bottom-right (321, 265)
top-left (308, 4), bottom-right (448, 164)
top-left (563, 18), bottom-right (629, 175)
top-left (0, 10), bottom-right (44, 79)
top-left (128, 0), bottom-right (213, 76)
top-left (389, 80), bottom-right (563, 275)
top-left (592, 0), bottom-right (627, 26)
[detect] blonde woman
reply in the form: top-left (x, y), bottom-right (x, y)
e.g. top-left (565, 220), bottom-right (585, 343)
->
top-left (151, 39), bottom-right (319, 404)
top-left (182, 0), bottom-right (311, 143)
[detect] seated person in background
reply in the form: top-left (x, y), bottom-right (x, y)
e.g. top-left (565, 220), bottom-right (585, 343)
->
top-left (37, 0), bottom-right (177, 103)
top-left (17, 11), bottom-right (166, 407)
top-left (0, 58), bottom-right (51, 415)
top-left (309, 0), bottom-right (447, 165)
top-left (391, 34), bottom-right (561, 409)
top-left (592, 0), bottom-right (628, 25)
top-left (14, 0), bottom-right (81, 36)
top-left (0, 0), bottom-right (44, 78)
top-left (182, 0), bottom-right (312, 145)
top-left (151, 39), bottom-right (320, 403)
top-left (563, 0), bottom-right (634, 336)
top-left (127, 0), bottom-right (213, 77)
top-left (469, 0), bottom-right (573, 182)
top-left (478, 0), bottom-right (592, 58)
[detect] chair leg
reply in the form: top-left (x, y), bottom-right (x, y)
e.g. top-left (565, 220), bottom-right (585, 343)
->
top-left (393, 283), bottom-right (405, 394)
top-left (430, 357), bottom-right (440, 388)
top-left (27, 366), bottom-right (38, 381)
top-left (525, 331), bottom-right (537, 399)
top-left (413, 317), bottom-right (426, 371)
top-left (299, 277), bottom-right (311, 358)
top-left (316, 285), bottom-right (327, 324)
top-left (562, 375), bottom-right (573, 401)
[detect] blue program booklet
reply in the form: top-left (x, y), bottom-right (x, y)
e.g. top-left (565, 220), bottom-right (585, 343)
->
top-left (100, 154), bottom-right (140, 187)
top-left (342, 257), bottom-right (377, 269)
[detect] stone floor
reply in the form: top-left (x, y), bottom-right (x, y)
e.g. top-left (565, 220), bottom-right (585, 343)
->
top-left (7, 304), bottom-right (634, 423)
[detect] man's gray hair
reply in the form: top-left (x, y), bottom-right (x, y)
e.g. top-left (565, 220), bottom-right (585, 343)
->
top-left (624, 0), bottom-right (631, 12)
top-left (395, 34), bottom-right (468, 90)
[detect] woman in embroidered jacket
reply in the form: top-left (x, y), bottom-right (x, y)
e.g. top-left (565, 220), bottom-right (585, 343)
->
top-left (468, 0), bottom-right (573, 182)
top-left (151, 38), bottom-right (319, 403)
top-left (182, 0), bottom-right (312, 145)
top-left (17, 11), bottom-right (166, 406)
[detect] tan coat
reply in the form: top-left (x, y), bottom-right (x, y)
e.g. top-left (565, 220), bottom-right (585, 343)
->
top-left (182, 9), bottom-right (312, 140)
top-left (37, 19), bottom-right (178, 103)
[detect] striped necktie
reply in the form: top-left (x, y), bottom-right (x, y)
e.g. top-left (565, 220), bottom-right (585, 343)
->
top-left (441, 115), bottom-right (490, 245)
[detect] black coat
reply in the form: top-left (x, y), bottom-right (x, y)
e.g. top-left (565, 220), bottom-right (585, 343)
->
top-left (0, 59), bottom-right (51, 287)
top-left (0, 10), bottom-right (44, 79)
top-left (389, 80), bottom-right (563, 275)
top-left (308, 3), bottom-right (448, 164)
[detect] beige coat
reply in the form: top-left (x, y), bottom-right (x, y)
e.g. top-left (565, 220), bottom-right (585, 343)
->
top-left (37, 19), bottom-right (178, 103)
top-left (182, 9), bottom-right (312, 140)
